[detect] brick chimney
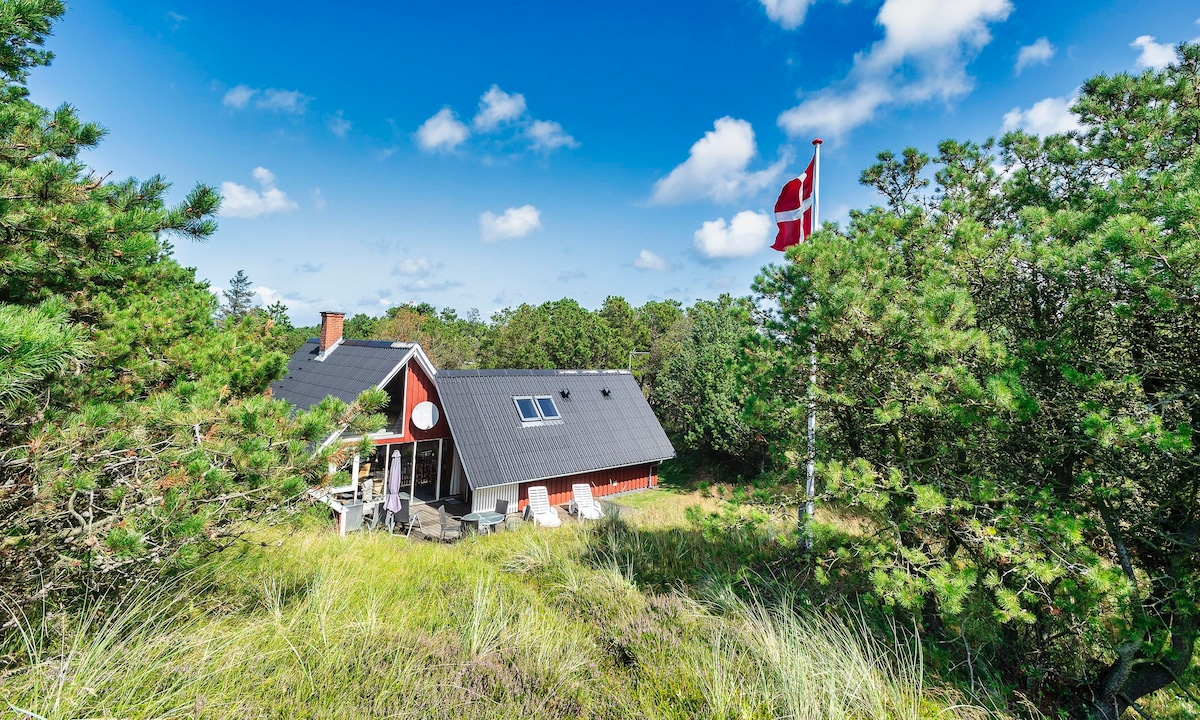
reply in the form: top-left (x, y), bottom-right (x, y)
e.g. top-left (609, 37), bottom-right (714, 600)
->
top-left (319, 311), bottom-right (345, 354)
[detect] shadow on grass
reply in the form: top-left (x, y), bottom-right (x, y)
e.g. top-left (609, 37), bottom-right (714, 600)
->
top-left (577, 505), bottom-right (929, 655)
top-left (579, 506), bottom-right (811, 605)
top-left (656, 447), bottom-right (760, 493)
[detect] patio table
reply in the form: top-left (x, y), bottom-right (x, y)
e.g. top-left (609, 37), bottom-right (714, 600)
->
top-left (461, 511), bottom-right (505, 534)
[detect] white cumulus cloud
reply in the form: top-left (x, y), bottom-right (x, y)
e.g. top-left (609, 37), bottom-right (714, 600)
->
top-left (398, 278), bottom-right (462, 293)
top-left (326, 110), bottom-right (351, 137)
top-left (480, 205), bottom-right (542, 242)
top-left (693, 211), bottom-right (773, 259)
top-left (222, 85), bottom-right (311, 113)
top-left (474, 85), bottom-right (528, 131)
top-left (528, 120), bottom-right (579, 152)
top-left (1001, 95), bottom-right (1081, 136)
top-left (1016, 37), bottom-right (1055, 74)
top-left (760, 0), bottom-right (815, 30)
top-left (415, 107), bottom-right (470, 153)
top-left (394, 256), bottom-right (436, 275)
top-left (651, 117), bottom-right (788, 205)
top-left (633, 250), bottom-right (671, 271)
top-left (222, 84), bottom-right (256, 109)
top-left (1131, 35), bottom-right (1177, 70)
top-left (258, 89), bottom-right (310, 113)
top-left (416, 85), bottom-right (577, 156)
top-left (779, 0), bottom-right (1013, 141)
top-left (220, 167), bottom-right (298, 218)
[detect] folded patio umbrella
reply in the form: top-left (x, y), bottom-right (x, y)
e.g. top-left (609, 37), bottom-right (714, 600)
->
top-left (384, 450), bottom-right (404, 513)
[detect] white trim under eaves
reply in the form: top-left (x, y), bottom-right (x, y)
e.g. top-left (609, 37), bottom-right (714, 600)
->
top-left (375, 347), bottom-right (415, 393)
top-left (375, 343), bottom-right (438, 390)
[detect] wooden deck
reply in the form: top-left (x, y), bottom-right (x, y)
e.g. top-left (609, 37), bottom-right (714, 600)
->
top-left (364, 497), bottom-right (574, 541)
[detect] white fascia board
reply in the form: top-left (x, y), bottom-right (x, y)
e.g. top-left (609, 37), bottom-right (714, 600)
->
top-left (372, 343), bottom-right (436, 391)
top-left (375, 346), bottom-right (416, 391)
top-left (407, 343), bottom-right (438, 378)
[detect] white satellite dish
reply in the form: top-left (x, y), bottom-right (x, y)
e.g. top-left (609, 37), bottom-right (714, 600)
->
top-left (411, 401), bottom-right (439, 430)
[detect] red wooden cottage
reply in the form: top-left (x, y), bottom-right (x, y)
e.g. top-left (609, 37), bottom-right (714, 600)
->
top-left (270, 312), bottom-right (675, 523)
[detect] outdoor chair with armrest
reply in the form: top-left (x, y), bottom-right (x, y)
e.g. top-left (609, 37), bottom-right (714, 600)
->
top-left (494, 499), bottom-right (510, 529)
top-left (391, 498), bottom-right (423, 538)
top-left (570, 483), bottom-right (605, 521)
top-left (526, 486), bottom-right (562, 528)
top-left (438, 505), bottom-right (463, 541)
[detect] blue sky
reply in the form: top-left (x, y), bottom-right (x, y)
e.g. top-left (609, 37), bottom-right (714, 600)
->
top-left (28, 0), bottom-right (1200, 325)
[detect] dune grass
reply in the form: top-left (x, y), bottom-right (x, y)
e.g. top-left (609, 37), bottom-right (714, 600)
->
top-left (2, 492), bottom-right (995, 720)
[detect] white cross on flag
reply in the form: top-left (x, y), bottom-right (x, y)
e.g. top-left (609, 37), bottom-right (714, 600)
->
top-left (771, 154), bottom-right (816, 252)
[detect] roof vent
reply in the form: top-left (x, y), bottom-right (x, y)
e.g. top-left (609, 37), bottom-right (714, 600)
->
top-left (601, 387), bottom-right (611, 397)
top-left (560, 388), bottom-right (570, 398)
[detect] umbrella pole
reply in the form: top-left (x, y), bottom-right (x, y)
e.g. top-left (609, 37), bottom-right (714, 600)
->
top-left (409, 441), bottom-right (418, 500)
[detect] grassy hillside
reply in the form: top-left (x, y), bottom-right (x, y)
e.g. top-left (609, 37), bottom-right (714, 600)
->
top-left (3, 490), bottom-right (992, 720)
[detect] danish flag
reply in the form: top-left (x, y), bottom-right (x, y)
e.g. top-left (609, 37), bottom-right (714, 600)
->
top-left (771, 154), bottom-right (816, 252)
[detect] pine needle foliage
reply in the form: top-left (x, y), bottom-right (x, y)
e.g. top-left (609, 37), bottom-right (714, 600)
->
top-left (0, 1), bottom-right (385, 615)
top-left (745, 44), bottom-right (1200, 718)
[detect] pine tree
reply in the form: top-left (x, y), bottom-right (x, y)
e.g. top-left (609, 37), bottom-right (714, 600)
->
top-left (265, 300), bottom-right (292, 329)
top-left (0, 2), bottom-right (386, 614)
top-left (744, 44), bottom-right (1200, 717)
top-left (219, 269), bottom-right (257, 321)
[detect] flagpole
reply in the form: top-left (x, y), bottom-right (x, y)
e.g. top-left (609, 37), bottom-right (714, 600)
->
top-left (804, 138), bottom-right (822, 551)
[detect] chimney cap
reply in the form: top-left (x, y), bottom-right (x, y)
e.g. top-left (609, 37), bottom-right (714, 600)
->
top-left (320, 310), bottom-right (346, 317)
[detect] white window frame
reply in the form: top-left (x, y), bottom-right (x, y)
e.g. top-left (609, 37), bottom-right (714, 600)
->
top-left (533, 395), bottom-right (560, 420)
top-left (512, 396), bottom-right (541, 422)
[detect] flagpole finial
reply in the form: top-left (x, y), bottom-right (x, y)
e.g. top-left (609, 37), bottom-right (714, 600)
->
top-left (812, 138), bottom-right (823, 146)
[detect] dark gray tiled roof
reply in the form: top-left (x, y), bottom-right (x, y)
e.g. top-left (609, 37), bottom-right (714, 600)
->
top-left (436, 369), bottom-right (675, 489)
top-left (270, 339), bottom-right (414, 412)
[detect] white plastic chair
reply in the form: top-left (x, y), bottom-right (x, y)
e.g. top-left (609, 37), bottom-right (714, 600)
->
top-left (526, 486), bottom-right (562, 527)
top-left (570, 483), bottom-right (604, 521)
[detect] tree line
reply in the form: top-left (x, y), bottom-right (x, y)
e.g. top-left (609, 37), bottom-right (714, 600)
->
top-left (224, 283), bottom-right (768, 472)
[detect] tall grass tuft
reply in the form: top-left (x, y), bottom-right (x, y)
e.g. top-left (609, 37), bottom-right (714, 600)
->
top-left (732, 595), bottom-right (939, 720)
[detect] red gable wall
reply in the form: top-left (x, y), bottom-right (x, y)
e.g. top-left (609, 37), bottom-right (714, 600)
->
top-left (404, 360), bottom-right (451, 441)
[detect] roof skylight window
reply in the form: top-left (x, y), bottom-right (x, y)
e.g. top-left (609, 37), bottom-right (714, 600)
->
top-left (535, 396), bottom-right (560, 420)
top-left (514, 397), bottom-right (540, 422)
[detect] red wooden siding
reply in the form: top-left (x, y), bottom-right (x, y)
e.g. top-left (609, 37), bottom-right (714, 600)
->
top-left (516, 462), bottom-right (658, 510)
top-left (405, 361), bottom-right (452, 441)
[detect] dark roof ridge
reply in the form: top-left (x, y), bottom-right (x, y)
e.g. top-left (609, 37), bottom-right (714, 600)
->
top-left (299, 338), bottom-right (415, 349)
top-left (438, 368), bottom-right (631, 377)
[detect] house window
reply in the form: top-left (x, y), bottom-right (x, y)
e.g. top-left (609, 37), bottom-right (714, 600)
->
top-left (514, 397), bottom-right (540, 422)
top-left (535, 396), bottom-right (560, 420)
